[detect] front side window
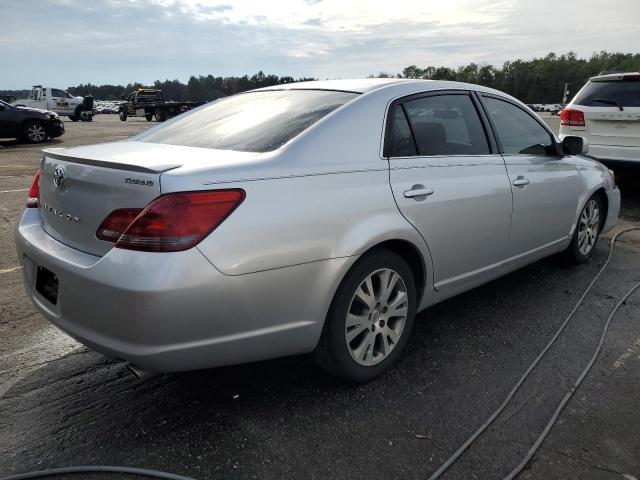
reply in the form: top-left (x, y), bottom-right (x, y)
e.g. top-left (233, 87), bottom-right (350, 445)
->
top-left (400, 94), bottom-right (490, 156)
top-left (574, 78), bottom-right (640, 108)
top-left (483, 96), bottom-right (554, 155)
top-left (134, 89), bottom-right (358, 152)
top-left (51, 89), bottom-right (67, 98)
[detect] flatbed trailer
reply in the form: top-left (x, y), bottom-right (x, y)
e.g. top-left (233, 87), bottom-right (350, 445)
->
top-left (118, 89), bottom-right (205, 122)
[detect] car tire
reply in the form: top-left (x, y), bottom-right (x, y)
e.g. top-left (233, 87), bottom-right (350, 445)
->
top-left (566, 193), bottom-right (603, 264)
top-left (119, 110), bottom-right (127, 121)
top-left (313, 249), bottom-right (416, 382)
top-left (145, 114), bottom-right (153, 121)
top-left (79, 110), bottom-right (93, 122)
top-left (155, 108), bottom-right (167, 122)
top-left (68, 115), bottom-right (79, 122)
top-left (23, 121), bottom-right (48, 144)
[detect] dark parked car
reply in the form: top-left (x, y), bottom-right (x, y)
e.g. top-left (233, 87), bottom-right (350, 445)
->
top-left (0, 100), bottom-right (65, 143)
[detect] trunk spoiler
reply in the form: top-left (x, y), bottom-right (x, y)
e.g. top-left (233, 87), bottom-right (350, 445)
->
top-left (42, 150), bottom-right (182, 174)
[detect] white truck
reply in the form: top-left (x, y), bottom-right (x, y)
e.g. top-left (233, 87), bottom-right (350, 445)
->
top-left (12, 86), bottom-right (94, 122)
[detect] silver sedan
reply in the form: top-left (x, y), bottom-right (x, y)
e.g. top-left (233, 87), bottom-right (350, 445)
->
top-left (15, 79), bottom-right (620, 382)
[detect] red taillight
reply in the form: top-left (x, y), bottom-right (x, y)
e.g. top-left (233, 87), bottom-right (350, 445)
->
top-left (96, 208), bottom-right (143, 242)
top-left (560, 109), bottom-right (585, 127)
top-left (26, 170), bottom-right (40, 208)
top-left (96, 190), bottom-right (245, 252)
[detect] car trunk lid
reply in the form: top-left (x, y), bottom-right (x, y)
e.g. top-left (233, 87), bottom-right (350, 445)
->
top-left (38, 143), bottom-right (180, 256)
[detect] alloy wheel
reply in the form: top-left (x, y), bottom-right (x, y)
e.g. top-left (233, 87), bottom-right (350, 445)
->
top-left (345, 268), bottom-right (409, 366)
top-left (26, 123), bottom-right (46, 142)
top-left (578, 199), bottom-right (600, 256)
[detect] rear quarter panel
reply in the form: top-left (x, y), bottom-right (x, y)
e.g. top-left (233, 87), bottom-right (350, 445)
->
top-left (195, 170), bottom-right (432, 277)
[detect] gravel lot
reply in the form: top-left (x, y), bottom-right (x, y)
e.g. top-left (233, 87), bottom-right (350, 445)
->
top-left (1, 114), bottom-right (639, 480)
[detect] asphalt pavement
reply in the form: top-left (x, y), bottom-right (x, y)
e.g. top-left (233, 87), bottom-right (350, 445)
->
top-left (1, 115), bottom-right (639, 480)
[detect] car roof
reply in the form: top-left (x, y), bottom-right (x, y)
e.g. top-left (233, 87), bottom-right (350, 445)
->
top-left (590, 72), bottom-right (640, 82)
top-left (255, 78), bottom-right (513, 100)
top-left (256, 78), bottom-right (412, 93)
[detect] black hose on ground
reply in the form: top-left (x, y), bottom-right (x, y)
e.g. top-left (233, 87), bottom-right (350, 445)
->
top-left (427, 227), bottom-right (640, 480)
top-left (0, 465), bottom-right (194, 480)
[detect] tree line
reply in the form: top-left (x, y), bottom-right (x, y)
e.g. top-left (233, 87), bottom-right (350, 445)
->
top-left (375, 51), bottom-right (640, 103)
top-left (68, 71), bottom-right (315, 102)
top-left (2, 52), bottom-right (638, 104)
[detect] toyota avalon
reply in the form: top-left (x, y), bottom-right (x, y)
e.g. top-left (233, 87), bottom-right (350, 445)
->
top-left (15, 79), bottom-right (620, 381)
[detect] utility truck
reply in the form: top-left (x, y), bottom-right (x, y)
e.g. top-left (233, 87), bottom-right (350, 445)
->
top-left (13, 86), bottom-right (94, 122)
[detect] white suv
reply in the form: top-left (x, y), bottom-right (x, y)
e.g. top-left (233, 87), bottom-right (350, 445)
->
top-left (559, 72), bottom-right (640, 162)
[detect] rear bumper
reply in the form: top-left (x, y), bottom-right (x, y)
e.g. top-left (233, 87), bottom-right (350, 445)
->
top-left (15, 208), bottom-right (351, 372)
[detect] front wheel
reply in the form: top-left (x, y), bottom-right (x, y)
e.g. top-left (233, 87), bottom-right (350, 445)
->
top-left (313, 249), bottom-right (416, 382)
top-left (68, 115), bottom-right (79, 122)
top-left (145, 113), bottom-right (153, 121)
top-left (566, 194), bottom-right (603, 263)
top-left (119, 110), bottom-right (127, 121)
top-left (23, 121), bottom-right (48, 143)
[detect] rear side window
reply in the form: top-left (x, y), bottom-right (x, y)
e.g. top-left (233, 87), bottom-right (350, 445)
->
top-left (574, 78), bottom-right (640, 107)
top-left (482, 96), bottom-right (554, 155)
top-left (134, 90), bottom-right (358, 152)
top-left (387, 107), bottom-right (417, 157)
top-left (400, 94), bottom-right (490, 156)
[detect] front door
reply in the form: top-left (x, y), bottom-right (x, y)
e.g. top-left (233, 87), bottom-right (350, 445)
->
top-left (479, 94), bottom-right (580, 257)
top-left (387, 91), bottom-right (513, 292)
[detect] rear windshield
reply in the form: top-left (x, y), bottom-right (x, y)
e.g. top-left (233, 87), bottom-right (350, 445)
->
top-left (134, 89), bottom-right (358, 152)
top-left (574, 78), bottom-right (640, 107)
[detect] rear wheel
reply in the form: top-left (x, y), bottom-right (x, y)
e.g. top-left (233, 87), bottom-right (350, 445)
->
top-left (119, 109), bottom-right (127, 121)
top-left (566, 194), bottom-right (603, 263)
top-left (68, 115), bottom-right (79, 122)
top-left (23, 121), bottom-right (47, 143)
top-left (155, 108), bottom-right (167, 122)
top-left (145, 113), bottom-right (153, 121)
top-left (313, 249), bottom-right (416, 382)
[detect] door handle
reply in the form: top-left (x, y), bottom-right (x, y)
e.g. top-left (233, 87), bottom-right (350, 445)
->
top-left (403, 187), bottom-right (434, 198)
top-left (512, 176), bottom-right (530, 187)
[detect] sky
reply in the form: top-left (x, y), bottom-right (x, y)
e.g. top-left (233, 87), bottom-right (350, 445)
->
top-left (1, 0), bottom-right (639, 89)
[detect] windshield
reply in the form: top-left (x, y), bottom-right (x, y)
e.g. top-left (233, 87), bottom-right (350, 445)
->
top-left (133, 89), bottom-right (358, 152)
top-left (574, 78), bottom-right (640, 107)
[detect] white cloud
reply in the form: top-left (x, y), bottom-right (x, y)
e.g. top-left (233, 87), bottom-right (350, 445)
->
top-left (0, 0), bottom-right (638, 88)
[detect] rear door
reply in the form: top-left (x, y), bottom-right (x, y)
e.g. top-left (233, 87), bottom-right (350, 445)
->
top-left (478, 94), bottom-right (580, 257)
top-left (387, 90), bottom-right (513, 292)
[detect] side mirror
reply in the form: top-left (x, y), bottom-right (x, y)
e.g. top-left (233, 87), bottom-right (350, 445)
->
top-left (561, 135), bottom-right (589, 156)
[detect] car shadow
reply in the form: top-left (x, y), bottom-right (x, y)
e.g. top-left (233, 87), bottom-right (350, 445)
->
top-left (0, 138), bottom-right (63, 149)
